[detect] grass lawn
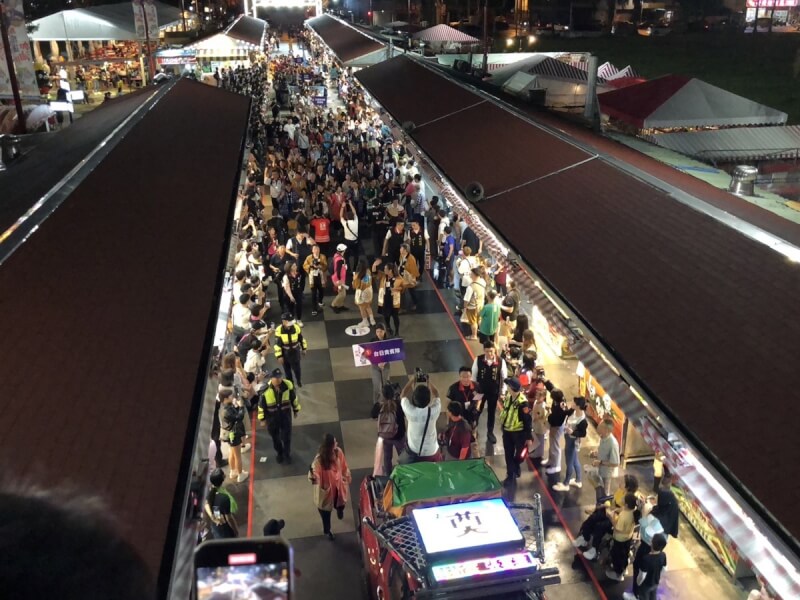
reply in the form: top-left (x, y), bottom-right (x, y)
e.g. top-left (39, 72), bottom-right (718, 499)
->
top-left (521, 32), bottom-right (800, 123)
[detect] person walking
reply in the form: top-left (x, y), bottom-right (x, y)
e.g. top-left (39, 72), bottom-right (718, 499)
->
top-left (446, 366), bottom-right (483, 433)
top-left (370, 323), bottom-right (391, 403)
top-left (478, 289), bottom-right (501, 346)
top-left (282, 262), bottom-right (305, 327)
top-left (441, 402), bottom-right (473, 460)
top-left (623, 534), bottom-right (668, 600)
top-left (552, 397), bottom-right (588, 492)
top-left (273, 312), bottom-right (308, 387)
top-left (400, 375), bottom-right (442, 462)
top-left (373, 258), bottom-right (403, 337)
top-left (398, 243), bottom-right (420, 312)
top-left (204, 468), bottom-right (239, 539)
top-left (471, 342), bottom-right (507, 444)
top-left (303, 244), bottom-right (327, 316)
top-left (340, 199), bottom-right (360, 271)
top-left (498, 377), bottom-right (532, 486)
top-left (308, 433), bottom-right (352, 540)
top-left (330, 244), bottom-right (349, 313)
top-left (258, 368), bottom-right (301, 464)
top-left (371, 383), bottom-right (406, 475)
top-left (627, 504), bottom-right (666, 599)
top-left (353, 257), bottom-right (376, 327)
top-left (462, 267), bottom-right (487, 340)
top-left (407, 218), bottom-right (429, 278)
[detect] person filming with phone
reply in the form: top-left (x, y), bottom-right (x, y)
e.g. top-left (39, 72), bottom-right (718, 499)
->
top-left (399, 370), bottom-right (442, 463)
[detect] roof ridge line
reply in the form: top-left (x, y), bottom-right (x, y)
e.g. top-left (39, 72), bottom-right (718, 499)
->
top-left (484, 156), bottom-right (599, 200)
top-left (415, 99), bottom-right (487, 130)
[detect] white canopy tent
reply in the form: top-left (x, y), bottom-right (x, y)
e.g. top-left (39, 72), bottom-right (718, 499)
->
top-left (28, 2), bottom-right (183, 41)
top-left (502, 71), bottom-right (538, 95)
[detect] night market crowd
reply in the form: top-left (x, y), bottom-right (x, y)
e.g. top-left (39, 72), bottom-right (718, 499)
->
top-left (200, 34), bottom-right (678, 599)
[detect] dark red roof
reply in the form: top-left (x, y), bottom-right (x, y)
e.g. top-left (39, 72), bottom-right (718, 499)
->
top-left (0, 79), bottom-right (250, 591)
top-left (226, 14), bottom-right (267, 47)
top-left (355, 55), bottom-right (800, 550)
top-left (306, 15), bottom-right (383, 63)
top-left (355, 55), bottom-right (480, 127)
top-left (598, 74), bottom-right (690, 127)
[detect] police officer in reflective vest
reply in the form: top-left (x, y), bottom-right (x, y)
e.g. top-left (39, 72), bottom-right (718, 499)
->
top-left (499, 376), bottom-right (532, 486)
top-left (471, 342), bottom-right (508, 444)
top-left (274, 312), bottom-right (308, 387)
top-left (258, 368), bottom-right (301, 464)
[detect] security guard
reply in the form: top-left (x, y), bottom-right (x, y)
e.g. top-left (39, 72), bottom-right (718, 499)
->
top-left (258, 368), bottom-right (301, 464)
top-left (499, 376), bottom-right (532, 486)
top-left (274, 312), bottom-right (308, 387)
top-left (471, 342), bottom-right (508, 444)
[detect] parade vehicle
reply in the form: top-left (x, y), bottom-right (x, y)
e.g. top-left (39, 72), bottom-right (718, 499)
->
top-left (358, 460), bottom-right (560, 599)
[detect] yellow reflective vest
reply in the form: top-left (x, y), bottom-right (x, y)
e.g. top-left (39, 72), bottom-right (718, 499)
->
top-left (500, 392), bottom-right (532, 435)
top-left (258, 380), bottom-right (301, 421)
top-left (273, 324), bottom-right (307, 359)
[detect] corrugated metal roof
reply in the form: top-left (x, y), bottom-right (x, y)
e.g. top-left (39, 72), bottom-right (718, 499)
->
top-left (306, 14), bottom-right (384, 64)
top-left (647, 126), bottom-right (800, 162)
top-left (413, 24), bottom-right (479, 43)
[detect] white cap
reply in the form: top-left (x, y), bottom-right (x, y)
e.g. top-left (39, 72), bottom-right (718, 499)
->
top-left (336, 243), bottom-right (347, 252)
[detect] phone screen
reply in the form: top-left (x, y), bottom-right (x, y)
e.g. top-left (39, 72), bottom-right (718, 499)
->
top-left (195, 538), bottom-right (291, 600)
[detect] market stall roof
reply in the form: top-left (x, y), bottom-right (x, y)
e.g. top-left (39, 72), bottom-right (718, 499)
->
top-left (646, 125), bottom-right (800, 163)
top-left (355, 55), bottom-right (800, 565)
top-left (306, 14), bottom-right (384, 64)
top-left (0, 79), bottom-right (250, 592)
top-left (0, 87), bottom-right (157, 241)
top-left (224, 14), bottom-right (268, 47)
top-left (488, 54), bottom-right (598, 85)
top-left (598, 74), bottom-right (788, 129)
top-left (28, 1), bottom-right (183, 41)
top-left (412, 23), bottom-right (479, 43)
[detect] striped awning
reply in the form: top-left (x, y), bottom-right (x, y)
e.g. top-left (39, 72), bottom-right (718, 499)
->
top-left (528, 57), bottom-right (606, 83)
top-left (413, 24), bottom-right (479, 43)
top-left (638, 418), bottom-right (800, 600)
top-left (597, 61), bottom-right (619, 80)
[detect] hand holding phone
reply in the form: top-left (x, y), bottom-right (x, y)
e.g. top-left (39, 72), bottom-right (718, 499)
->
top-left (195, 537), bottom-right (292, 600)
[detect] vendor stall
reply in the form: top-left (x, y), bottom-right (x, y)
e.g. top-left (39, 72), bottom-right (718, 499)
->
top-left (186, 15), bottom-right (267, 72)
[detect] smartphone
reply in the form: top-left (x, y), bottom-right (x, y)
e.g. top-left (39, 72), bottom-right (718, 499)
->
top-left (194, 537), bottom-right (292, 600)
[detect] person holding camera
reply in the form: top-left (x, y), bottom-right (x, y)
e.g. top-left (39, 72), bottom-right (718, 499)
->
top-left (219, 389), bottom-right (249, 483)
top-left (498, 377), bottom-right (533, 486)
top-left (471, 342), bottom-right (508, 444)
top-left (258, 368), bottom-right (301, 464)
top-left (399, 372), bottom-right (442, 463)
top-left (303, 244), bottom-right (327, 316)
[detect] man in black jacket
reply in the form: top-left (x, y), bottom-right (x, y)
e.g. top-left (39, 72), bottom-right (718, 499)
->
top-left (471, 343), bottom-right (507, 444)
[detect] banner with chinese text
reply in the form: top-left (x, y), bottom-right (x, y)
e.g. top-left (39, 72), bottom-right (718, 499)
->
top-left (352, 338), bottom-right (405, 367)
top-left (0, 0), bottom-right (40, 101)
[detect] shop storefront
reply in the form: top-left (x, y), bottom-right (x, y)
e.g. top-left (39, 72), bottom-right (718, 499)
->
top-left (746, 0), bottom-right (799, 25)
top-left (156, 48), bottom-right (198, 75)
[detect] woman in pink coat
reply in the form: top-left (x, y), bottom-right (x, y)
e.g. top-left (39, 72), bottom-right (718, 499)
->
top-left (308, 433), bottom-right (352, 540)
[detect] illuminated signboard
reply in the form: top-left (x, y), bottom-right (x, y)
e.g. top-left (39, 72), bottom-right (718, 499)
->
top-left (746, 0), bottom-right (798, 6)
top-left (431, 551), bottom-right (537, 583)
top-left (412, 499), bottom-right (524, 559)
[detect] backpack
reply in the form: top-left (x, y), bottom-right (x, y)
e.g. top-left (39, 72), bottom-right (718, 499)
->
top-left (377, 407), bottom-right (399, 439)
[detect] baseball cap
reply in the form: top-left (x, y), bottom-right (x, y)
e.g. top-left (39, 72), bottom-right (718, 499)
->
top-left (270, 368), bottom-right (284, 378)
top-left (336, 243), bottom-right (347, 252)
top-left (504, 377), bottom-right (522, 392)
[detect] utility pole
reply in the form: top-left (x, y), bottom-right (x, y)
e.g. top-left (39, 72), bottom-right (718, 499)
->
top-left (481, 0), bottom-right (487, 73)
top-left (0, 0), bottom-right (26, 134)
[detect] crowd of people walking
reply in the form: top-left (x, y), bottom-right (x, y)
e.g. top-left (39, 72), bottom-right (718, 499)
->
top-left (200, 29), bottom-right (676, 600)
